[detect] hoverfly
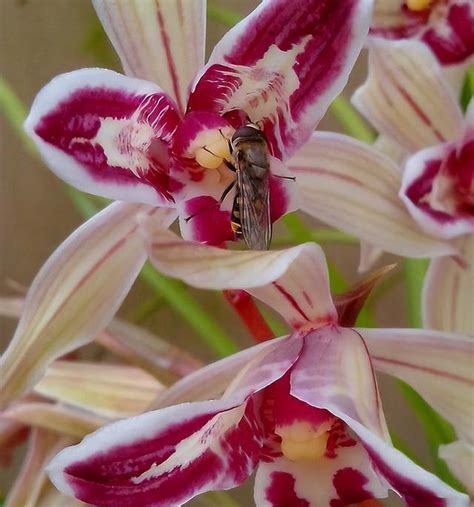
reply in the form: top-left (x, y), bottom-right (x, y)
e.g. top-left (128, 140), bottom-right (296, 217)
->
top-left (225, 122), bottom-right (272, 251)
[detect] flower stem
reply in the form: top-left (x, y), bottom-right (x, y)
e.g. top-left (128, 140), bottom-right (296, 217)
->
top-left (329, 95), bottom-right (376, 144)
top-left (223, 289), bottom-right (275, 342)
top-left (207, 2), bottom-right (242, 25)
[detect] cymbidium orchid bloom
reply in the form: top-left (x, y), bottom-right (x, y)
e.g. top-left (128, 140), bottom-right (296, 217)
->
top-left (45, 228), bottom-right (473, 507)
top-left (1, 0), bottom-right (382, 406)
top-left (350, 38), bottom-right (474, 335)
top-left (371, 0), bottom-right (474, 66)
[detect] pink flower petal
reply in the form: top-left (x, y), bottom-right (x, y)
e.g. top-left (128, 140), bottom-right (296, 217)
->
top-left (439, 441), bottom-right (474, 496)
top-left (423, 235), bottom-right (474, 335)
top-left (400, 140), bottom-right (474, 239)
top-left (92, 0), bottom-right (206, 112)
top-left (188, 0), bottom-right (372, 159)
top-left (47, 398), bottom-right (264, 506)
top-left (0, 203), bottom-right (175, 407)
top-left (360, 328), bottom-right (474, 444)
top-left (371, 0), bottom-right (474, 65)
top-left (154, 335), bottom-right (291, 408)
top-left (255, 428), bottom-right (387, 506)
top-left (352, 39), bottom-right (464, 152)
top-left (143, 226), bottom-right (337, 329)
top-left (290, 132), bottom-right (458, 259)
top-left (291, 326), bottom-right (389, 440)
top-left (25, 68), bottom-right (181, 205)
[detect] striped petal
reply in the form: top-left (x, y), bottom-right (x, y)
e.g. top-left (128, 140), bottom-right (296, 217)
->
top-left (144, 226), bottom-right (337, 329)
top-left (360, 328), bottom-right (474, 444)
top-left (292, 327), bottom-right (470, 506)
top-left (423, 235), bottom-right (474, 335)
top-left (188, 0), bottom-right (372, 159)
top-left (25, 68), bottom-right (181, 205)
top-left (352, 39), bottom-right (464, 152)
top-left (3, 402), bottom-right (105, 438)
top-left (93, 0), bottom-right (206, 112)
top-left (290, 132), bottom-right (458, 259)
top-left (35, 361), bottom-right (163, 419)
top-left (47, 398), bottom-right (264, 507)
top-left (439, 441), bottom-right (474, 496)
top-left (0, 204), bottom-right (175, 407)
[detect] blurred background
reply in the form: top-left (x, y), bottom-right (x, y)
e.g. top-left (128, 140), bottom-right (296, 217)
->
top-left (0, 1), bottom-right (438, 505)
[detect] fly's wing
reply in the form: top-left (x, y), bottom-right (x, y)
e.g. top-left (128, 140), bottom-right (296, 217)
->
top-left (236, 152), bottom-right (271, 251)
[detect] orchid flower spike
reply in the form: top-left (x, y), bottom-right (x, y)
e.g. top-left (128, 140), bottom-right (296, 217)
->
top-left (46, 229), bottom-right (473, 507)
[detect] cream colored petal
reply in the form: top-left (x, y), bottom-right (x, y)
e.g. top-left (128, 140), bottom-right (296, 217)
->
top-left (0, 204), bottom-right (175, 407)
top-left (35, 360), bottom-right (163, 419)
top-left (290, 132), bottom-right (457, 259)
top-left (93, 0), bottom-right (206, 111)
top-left (423, 235), bottom-right (474, 335)
top-left (353, 39), bottom-right (464, 152)
top-left (439, 441), bottom-right (474, 496)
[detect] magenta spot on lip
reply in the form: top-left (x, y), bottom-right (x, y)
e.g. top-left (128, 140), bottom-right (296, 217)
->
top-left (265, 471), bottom-right (310, 507)
top-left (330, 467), bottom-right (374, 506)
top-left (183, 195), bottom-right (235, 245)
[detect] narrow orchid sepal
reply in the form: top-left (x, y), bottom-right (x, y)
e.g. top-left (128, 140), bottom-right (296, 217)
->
top-left (289, 132), bottom-right (458, 259)
top-left (34, 361), bottom-right (164, 419)
top-left (92, 0), bottom-right (206, 112)
top-left (360, 328), bottom-right (474, 444)
top-left (189, 0), bottom-right (373, 159)
top-left (352, 39), bottom-right (464, 153)
top-left (0, 203), bottom-right (175, 407)
top-left (439, 441), bottom-right (474, 496)
top-left (423, 235), bottom-right (474, 335)
top-left (3, 402), bottom-right (106, 438)
top-left (143, 224), bottom-right (337, 330)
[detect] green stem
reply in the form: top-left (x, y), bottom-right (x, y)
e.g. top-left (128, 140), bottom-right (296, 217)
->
top-left (460, 64), bottom-right (474, 113)
top-left (207, 3), bottom-right (242, 25)
top-left (329, 95), bottom-right (376, 144)
top-left (272, 229), bottom-right (356, 247)
top-left (127, 294), bottom-right (165, 323)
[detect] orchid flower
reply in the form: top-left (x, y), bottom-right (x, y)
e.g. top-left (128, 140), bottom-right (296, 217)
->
top-left (349, 38), bottom-right (473, 335)
top-left (371, 0), bottom-right (474, 67)
top-left (1, 0), bottom-right (374, 406)
top-left (45, 228), bottom-right (473, 507)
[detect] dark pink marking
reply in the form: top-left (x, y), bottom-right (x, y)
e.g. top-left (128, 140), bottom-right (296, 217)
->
top-left (265, 472), bottom-right (310, 507)
top-left (269, 175), bottom-right (291, 223)
top-left (35, 87), bottom-right (181, 201)
top-left (156, 6), bottom-right (183, 112)
top-left (366, 446), bottom-right (447, 507)
top-left (422, 3), bottom-right (474, 65)
top-left (183, 196), bottom-right (235, 245)
top-left (330, 467), bottom-right (373, 506)
top-left (272, 282), bottom-right (310, 322)
top-left (66, 402), bottom-right (264, 506)
top-left (325, 419), bottom-right (357, 460)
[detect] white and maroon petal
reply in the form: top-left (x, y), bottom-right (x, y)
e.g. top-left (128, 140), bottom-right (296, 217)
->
top-left (290, 132), bottom-right (458, 259)
top-left (439, 441), bottom-right (474, 496)
top-left (400, 140), bottom-right (474, 239)
top-left (350, 418), bottom-right (470, 507)
top-left (290, 326), bottom-right (390, 440)
top-left (188, 0), bottom-right (372, 159)
top-left (92, 0), bottom-right (206, 112)
top-left (371, 0), bottom-right (426, 40)
top-left (423, 235), bottom-right (474, 335)
top-left (0, 203), bottom-right (175, 407)
top-left (47, 398), bottom-right (264, 507)
top-left (352, 39), bottom-right (464, 152)
top-left (360, 328), bottom-right (474, 443)
top-left (25, 68), bottom-right (181, 205)
top-left (255, 430), bottom-right (387, 507)
top-left (142, 226), bottom-right (337, 329)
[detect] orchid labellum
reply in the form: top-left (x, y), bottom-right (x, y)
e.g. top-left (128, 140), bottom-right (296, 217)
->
top-left (46, 228), bottom-right (473, 507)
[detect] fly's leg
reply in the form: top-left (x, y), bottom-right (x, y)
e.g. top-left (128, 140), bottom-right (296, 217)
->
top-left (274, 175), bottom-right (296, 181)
top-left (184, 180), bottom-right (236, 223)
